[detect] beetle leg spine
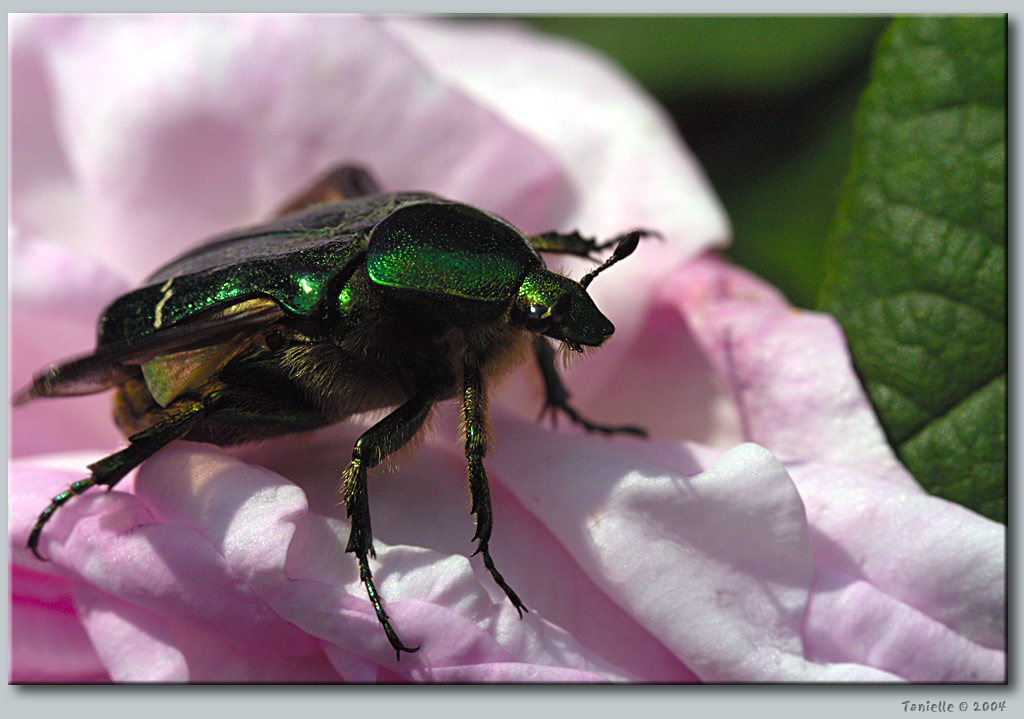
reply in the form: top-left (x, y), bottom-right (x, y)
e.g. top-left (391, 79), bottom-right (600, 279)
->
top-left (462, 359), bottom-right (527, 617)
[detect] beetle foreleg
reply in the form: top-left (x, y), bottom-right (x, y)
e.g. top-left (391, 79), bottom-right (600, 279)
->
top-left (533, 336), bottom-right (647, 437)
top-left (27, 397), bottom-right (208, 560)
top-left (461, 360), bottom-right (527, 618)
top-left (341, 393), bottom-right (433, 659)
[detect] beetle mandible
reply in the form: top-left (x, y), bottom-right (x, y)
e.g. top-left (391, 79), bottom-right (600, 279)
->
top-left (14, 165), bottom-right (651, 659)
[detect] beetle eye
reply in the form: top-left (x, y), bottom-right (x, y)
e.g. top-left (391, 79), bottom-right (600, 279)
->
top-left (524, 303), bottom-right (552, 331)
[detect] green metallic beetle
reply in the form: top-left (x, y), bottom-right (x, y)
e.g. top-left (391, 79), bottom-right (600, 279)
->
top-left (15, 165), bottom-right (649, 659)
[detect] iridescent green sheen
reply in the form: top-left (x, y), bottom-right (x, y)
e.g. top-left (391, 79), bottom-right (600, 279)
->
top-left (337, 286), bottom-right (354, 310)
top-left (98, 193), bottom-right (434, 346)
top-left (19, 171), bottom-right (646, 661)
top-left (366, 202), bottom-right (541, 302)
top-left (100, 244), bottom-right (359, 345)
top-left (518, 269), bottom-right (613, 346)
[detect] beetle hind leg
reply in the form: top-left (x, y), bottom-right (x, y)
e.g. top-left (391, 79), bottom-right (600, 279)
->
top-left (27, 397), bottom-right (208, 559)
top-left (341, 393), bottom-right (434, 659)
top-left (276, 165), bottom-right (382, 216)
top-left (462, 359), bottom-right (527, 617)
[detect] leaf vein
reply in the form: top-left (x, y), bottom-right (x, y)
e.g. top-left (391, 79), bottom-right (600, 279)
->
top-left (882, 366), bottom-right (1005, 445)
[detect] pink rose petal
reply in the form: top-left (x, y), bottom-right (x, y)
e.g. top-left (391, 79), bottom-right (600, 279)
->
top-left (9, 15), bottom-right (1002, 685)
top-left (665, 255), bottom-right (1006, 683)
top-left (666, 253), bottom-right (919, 487)
top-left (10, 566), bottom-right (110, 683)
top-left (489, 417), bottom-right (901, 681)
top-left (791, 462), bottom-right (1005, 654)
top-left (11, 15), bottom-right (571, 282)
top-left (803, 569), bottom-right (1004, 682)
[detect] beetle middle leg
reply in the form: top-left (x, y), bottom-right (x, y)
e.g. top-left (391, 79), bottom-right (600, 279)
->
top-left (27, 396), bottom-right (208, 559)
top-left (341, 393), bottom-right (434, 659)
top-left (462, 358), bottom-right (527, 617)
top-left (533, 336), bottom-right (647, 437)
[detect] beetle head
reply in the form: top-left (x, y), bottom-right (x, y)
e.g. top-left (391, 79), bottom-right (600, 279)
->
top-left (513, 269), bottom-right (613, 351)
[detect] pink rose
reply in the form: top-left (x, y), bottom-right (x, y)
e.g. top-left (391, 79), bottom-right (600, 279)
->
top-left (9, 15), bottom-right (1004, 683)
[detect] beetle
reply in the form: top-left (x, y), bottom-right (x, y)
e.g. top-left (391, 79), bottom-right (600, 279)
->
top-left (14, 165), bottom-right (649, 659)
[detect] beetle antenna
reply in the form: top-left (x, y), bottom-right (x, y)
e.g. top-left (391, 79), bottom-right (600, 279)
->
top-left (579, 230), bottom-right (651, 289)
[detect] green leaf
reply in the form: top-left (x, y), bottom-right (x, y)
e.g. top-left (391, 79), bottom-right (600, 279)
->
top-left (819, 17), bottom-right (1006, 521)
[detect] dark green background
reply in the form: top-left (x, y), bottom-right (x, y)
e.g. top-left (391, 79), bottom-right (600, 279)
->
top-left (530, 16), bottom-right (890, 308)
top-left (528, 17), bottom-right (1006, 522)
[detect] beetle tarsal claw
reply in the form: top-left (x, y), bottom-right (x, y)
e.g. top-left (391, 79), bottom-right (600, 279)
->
top-left (355, 551), bottom-right (420, 660)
